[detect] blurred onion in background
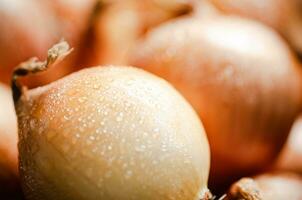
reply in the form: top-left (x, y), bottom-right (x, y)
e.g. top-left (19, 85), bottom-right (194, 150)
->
top-left (0, 83), bottom-right (21, 199)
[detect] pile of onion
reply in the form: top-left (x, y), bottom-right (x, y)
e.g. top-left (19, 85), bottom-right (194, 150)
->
top-left (12, 41), bottom-right (212, 200)
top-left (209, 0), bottom-right (302, 56)
top-left (0, 0), bottom-right (97, 87)
top-left (129, 4), bottom-right (302, 189)
top-left (0, 83), bottom-right (21, 198)
top-left (1, 1), bottom-right (302, 198)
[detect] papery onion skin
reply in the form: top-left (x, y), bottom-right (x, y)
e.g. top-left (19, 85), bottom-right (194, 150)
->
top-left (275, 115), bottom-right (302, 173)
top-left (15, 65), bottom-right (211, 200)
top-left (130, 15), bottom-right (302, 188)
top-left (0, 83), bottom-right (21, 197)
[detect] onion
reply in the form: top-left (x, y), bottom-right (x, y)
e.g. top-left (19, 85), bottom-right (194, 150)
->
top-left (0, 83), bottom-right (21, 198)
top-left (129, 10), bottom-right (302, 189)
top-left (82, 0), bottom-right (192, 67)
top-left (0, 0), bottom-right (97, 87)
top-left (209, 0), bottom-right (302, 55)
top-left (0, 0), bottom-right (59, 84)
top-left (226, 173), bottom-right (302, 200)
top-left (83, 1), bottom-right (144, 66)
top-left (13, 41), bottom-right (212, 200)
top-left (39, 0), bottom-right (97, 46)
top-left (275, 115), bottom-right (302, 173)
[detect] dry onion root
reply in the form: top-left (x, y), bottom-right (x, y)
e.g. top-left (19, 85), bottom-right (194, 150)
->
top-left (0, 83), bottom-right (21, 198)
top-left (275, 115), bottom-right (302, 173)
top-left (226, 173), bottom-right (302, 200)
top-left (13, 41), bottom-right (212, 200)
top-left (209, 0), bottom-right (302, 56)
top-left (129, 6), bottom-right (302, 189)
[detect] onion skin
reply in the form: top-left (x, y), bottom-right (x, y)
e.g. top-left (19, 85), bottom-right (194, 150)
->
top-left (14, 42), bottom-right (211, 200)
top-left (209, 0), bottom-right (302, 55)
top-left (226, 173), bottom-right (302, 200)
top-left (130, 15), bottom-right (302, 188)
top-left (0, 83), bottom-right (22, 198)
top-left (275, 115), bottom-right (302, 173)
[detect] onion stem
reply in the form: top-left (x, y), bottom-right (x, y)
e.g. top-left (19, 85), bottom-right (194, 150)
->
top-left (11, 40), bottom-right (72, 104)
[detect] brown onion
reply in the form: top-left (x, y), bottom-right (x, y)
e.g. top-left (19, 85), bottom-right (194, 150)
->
top-left (83, 1), bottom-right (144, 66)
top-left (275, 115), bottom-right (302, 173)
top-left (0, 83), bottom-right (21, 197)
top-left (39, 0), bottom-right (97, 44)
top-left (13, 41), bottom-right (212, 200)
top-left (0, 0), bottom-right (59, 84)
top-left (226, 173), bottom-right (302, 200)
top-left (0, 0), bottom-right (97, 87)
top-left (209, 0), bottom-right (302, 55)
top-left (81, 0), bottom-right (192, 67)
top-left (130, 10), bottom-right (302, 188)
